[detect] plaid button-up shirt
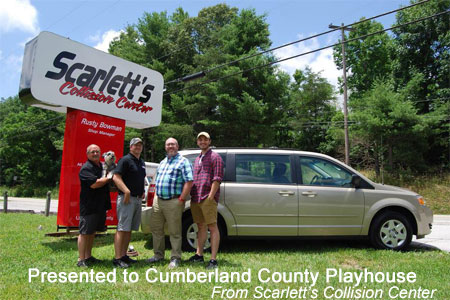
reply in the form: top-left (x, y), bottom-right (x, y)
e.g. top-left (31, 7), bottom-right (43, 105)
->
top-left (155, 153), bottom-right (193, 200)
top-left (190, 149), bottom-right (224, 203)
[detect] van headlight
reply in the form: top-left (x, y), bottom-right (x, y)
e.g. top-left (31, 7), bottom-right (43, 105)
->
top-left (416, 195), bottom-right (426, 206)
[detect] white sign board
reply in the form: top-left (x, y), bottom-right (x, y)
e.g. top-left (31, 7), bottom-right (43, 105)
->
top-left (19, 31), bottom-right (163, 129)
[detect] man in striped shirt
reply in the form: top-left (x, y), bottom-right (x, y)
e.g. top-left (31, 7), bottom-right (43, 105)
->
top-left (189, 132), bottom-right (224, 269)
top-left (147, 137), bottom-right (193, 269)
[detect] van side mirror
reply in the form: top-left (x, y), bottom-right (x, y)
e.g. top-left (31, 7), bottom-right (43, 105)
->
top-left (351, 174), bottom-right (361, 188)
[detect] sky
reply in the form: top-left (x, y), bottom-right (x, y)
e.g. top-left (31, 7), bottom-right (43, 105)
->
top-left (0, 0), bottom-right (412, 100)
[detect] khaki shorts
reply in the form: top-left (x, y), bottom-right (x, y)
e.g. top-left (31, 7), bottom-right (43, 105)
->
top-left (191, 198), bottom-right (217, 225)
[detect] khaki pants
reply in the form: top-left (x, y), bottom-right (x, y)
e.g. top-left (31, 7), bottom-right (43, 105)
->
top-left (150, 196), bottom-right (184, 260)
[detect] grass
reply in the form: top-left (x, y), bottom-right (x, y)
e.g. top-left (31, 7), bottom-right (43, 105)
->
top-left (360, 171), bottom-right (450, 214)
top-left (1, 214), bottom-right (449, 300)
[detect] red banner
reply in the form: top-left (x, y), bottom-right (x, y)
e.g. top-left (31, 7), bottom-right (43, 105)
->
top-left (57, 108), bottom-right (125, 228)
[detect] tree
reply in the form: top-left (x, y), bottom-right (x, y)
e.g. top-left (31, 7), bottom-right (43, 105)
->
top-left (351, 80), bottom-right (428, 175)
top-left (285, 67), bottom-right (338, 152)
top-left (109, 4), bottom-right (291, 156)
top-left (0, 96), bottom-right (64, 189)
top-left (392, 0), bottom-right (450, 113)
top-left (391, 0), bottom-right (450, 167)
top-left (333, 19), bottom-right (394, 99)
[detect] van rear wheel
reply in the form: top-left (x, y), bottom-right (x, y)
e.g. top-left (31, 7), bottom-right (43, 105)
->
top-left (369, 211), bottom-right (412, 251)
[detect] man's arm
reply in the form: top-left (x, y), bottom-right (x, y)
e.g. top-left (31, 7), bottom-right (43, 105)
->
top-left (180, 181), bottom-right (193, 202)
top-left (90, 177), bottom-right (110, 189)
top-left (113, 173), bottom-right (131, 204)
top-left (208, 181), bottom-right (220, 200)
top-left (179, 157), bottom-right (194, 203)
top-left (208, 154), bottom-right (224, 201)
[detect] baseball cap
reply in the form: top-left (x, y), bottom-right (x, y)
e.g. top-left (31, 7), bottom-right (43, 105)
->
top-left (130, 137), bottom-right (143, 146)
top-left (197, 132), bottom-right (211, 139)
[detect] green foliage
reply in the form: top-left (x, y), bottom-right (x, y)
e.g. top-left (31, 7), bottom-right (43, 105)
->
top-left (0, 96), bottom-right (64, 188)
top-left (332, 1), bottom-right (449, 169)
top-left (390, 0), bottom-right (450, 167)
top-left (351, 80), bottom-right (428, 173)
top-left (333, 19), bottom-right (393, 98)
top-left (110, 4), bottom-right (290, 152)
top-left (286, 67), bottom-right (339, 152)
top-left (392, 0), bottom-right (450, 113)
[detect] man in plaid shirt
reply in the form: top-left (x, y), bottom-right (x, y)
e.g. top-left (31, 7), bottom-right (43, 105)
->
top-left (189, 132), bottom-right (224, 269)
top-left (147, 137), bottom-right (193, 269)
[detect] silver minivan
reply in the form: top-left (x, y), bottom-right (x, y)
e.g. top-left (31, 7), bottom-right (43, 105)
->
top-left (141, 148), bottom-right (433, 251)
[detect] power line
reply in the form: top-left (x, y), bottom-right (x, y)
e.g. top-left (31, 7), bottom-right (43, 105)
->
top-left (0, 122), bottom-right (62, 148)
top-left (42, 1), bottom-right (89, 32)
top-left (165, 9), bottom-right (449, 96)
top-left (2, 114), bottom-right (65, 128)
top-left (0, 114), bottom-right (65, 144)
top-left (413, 97), bottom-right (450, 103)
top-left (65, 0), bottom-right (122, 36)
top-left (165, 0), bottom-right (431, 86)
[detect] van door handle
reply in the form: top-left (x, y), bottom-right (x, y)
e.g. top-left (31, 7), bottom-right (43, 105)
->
top-left (301, 191), bottom-right (317, 197)
top-left (278, 191), bottom-right (295, 196)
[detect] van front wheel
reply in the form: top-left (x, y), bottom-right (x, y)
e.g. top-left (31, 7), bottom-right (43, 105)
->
top-left (370, 212), bottom-right (412, 251)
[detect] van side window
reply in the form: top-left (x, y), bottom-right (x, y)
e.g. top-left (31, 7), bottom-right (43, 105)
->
top-left (300, 157), bottom-right (352, 187)
top-left (235, 154), bottom-right (292, 184)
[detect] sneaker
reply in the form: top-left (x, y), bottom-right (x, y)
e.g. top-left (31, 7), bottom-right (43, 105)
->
top-left (146, 256), bottom-right (163, 263)
top-left (127, 246), bottom-right (139, 257)
top-left (168, 258), bottom-right (180, 269)
top-left (188, 254), bottom-right (204, 263)
top-left (85, 256), bottom-right (100, 264)
top-left (112, 258), bottom-right (129, 268)
top-left (206, 259), bottom-right (218, 269)
top-left (77, 260), bottom-right (88, 268)
top-left (121, 255), bottom-right (137, 264)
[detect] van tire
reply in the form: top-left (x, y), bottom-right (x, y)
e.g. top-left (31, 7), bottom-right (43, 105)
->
top-left (182, 215), bottom-right (211, 252)
top-left (369, 211), bottom-right (412, 251)
top-left (182, 214), bottom-right (225, 252)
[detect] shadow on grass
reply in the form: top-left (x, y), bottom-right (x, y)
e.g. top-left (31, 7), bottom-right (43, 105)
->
top-left (41, 233), bottom-right (440, 258)
top-left (41, 231), bottom-right (152, 252)
top-left (409, 241), bottom-right (442, 252)
top-left (220, 237), bottom-right (441, 254)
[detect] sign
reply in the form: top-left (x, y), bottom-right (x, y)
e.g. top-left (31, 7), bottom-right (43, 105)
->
top-left (19, 31), bottom-right (163, 129)
top-left (57, 108), bottom-right (126, 228)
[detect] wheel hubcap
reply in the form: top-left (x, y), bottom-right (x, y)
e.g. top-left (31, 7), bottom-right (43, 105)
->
top-left (186, 223), bottom-right (211, 249)
top-left (379, 219), bottom-right (407, 248)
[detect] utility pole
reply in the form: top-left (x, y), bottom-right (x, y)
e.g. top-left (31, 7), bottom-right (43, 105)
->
top-left (329, 23), bottom-right (353, 166)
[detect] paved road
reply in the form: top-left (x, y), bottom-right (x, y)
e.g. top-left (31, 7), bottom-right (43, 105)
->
top-left (2, 196), bottom-right (59, 214)
top-left (411, 215), bottom-right (450, 252)
top-left (2, 197), bottom-right (449, 252)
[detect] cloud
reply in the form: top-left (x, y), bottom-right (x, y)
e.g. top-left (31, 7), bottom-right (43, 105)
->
top-left (274, 35), bottom-right (341, 89)
top-left (91, 30), bottom-right (123, 53)
top-left (8, 54), bottom-right (23, 73)
top-left (0, 53), bottom-right (23, 98)
top-left (0, 53), bottom-right (23, 74)
top-left (0, 0), bottom-right (39, 34)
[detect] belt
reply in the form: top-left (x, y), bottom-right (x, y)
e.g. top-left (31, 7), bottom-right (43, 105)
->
top-left (159, 195), bottom-right (180, 200)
